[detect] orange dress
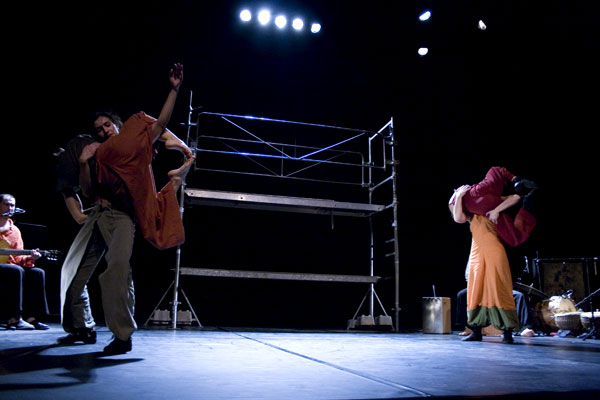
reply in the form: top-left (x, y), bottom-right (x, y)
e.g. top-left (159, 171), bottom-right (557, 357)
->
top-left (96, 112), bottom-right (184, 250)
top-left (466, 215), bottom-right (520, 331)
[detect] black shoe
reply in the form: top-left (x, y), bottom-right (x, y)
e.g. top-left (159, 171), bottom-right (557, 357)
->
top-left (103, 336), bottom-right (132, 355)
top-left (513, 177), bottom-right (538, 196)
top-left (8, 319), bottom-right (35, 330)
top-left (461, 326), bottom-right (482, 341)
top-left (57, 328), bottom-right (97, 345)
top-left (503, 329), bottom-right (515, 344)
top-left (522, 188), bottom-right (539, 215)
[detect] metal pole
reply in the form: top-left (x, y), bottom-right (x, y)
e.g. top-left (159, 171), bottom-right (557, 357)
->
top-left (170, 90), bottom-right (194, 330)
top-left (368, 136), bottom-right (375, 317)
top-left (170, 181), bottom-right (185, 330)
top-left (389, 118), bottom-right (400, 332)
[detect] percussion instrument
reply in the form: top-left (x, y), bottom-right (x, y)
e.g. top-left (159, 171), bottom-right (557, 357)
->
top-left (533, 295), bottom-right (577, 332)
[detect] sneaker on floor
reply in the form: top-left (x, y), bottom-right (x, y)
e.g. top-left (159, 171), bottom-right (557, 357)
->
top-left (57, 328), bottom-right (97, 345)
top-left (8, 319), bottom-right (35, 330)
top-left (103, 336), bottom-right (132, 355)
top-left (29, 320), bottom-right (50, 330)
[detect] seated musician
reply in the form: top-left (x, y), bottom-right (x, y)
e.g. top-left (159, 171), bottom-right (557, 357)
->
top-left (0, 193), bottom-right (49, 330)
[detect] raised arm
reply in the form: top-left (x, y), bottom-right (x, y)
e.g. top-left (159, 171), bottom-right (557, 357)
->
top-left (150, 63), bottom-right (195, 159)
top-left (151, 63), bottom-right (184, 143)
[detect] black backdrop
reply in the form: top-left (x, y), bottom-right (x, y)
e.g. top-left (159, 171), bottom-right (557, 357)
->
top-left (6, 1), bottom-right (599, 329)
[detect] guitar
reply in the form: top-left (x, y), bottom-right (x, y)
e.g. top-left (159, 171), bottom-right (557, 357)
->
top-left (0, 239), bottom-right (61, 264)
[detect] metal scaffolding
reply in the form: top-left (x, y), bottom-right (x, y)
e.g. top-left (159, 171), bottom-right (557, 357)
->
top-left (146, 92), bottom-right (401, 331)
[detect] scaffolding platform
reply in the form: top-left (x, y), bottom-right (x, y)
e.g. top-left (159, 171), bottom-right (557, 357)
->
top-left (184, 188), bottom-right (385, 217)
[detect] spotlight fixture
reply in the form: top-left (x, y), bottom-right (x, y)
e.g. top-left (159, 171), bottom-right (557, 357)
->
top-left (292, 18), bottom-right (304, 31)
top-left (275, 15), bottom-right (287, 29)
top-left (240, 9), bottom-right (252, 22)
top-left (419, 11), bottom-right (431, 21)
top-left (418, 47), bottom-right (429, 56)
top-left (238, 8), bottom-right (320, 35)
top-left (257, 9), bottom-right (271, 26)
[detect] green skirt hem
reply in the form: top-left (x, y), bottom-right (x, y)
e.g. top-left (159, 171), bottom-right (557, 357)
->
top-left (467, 306), bottom-right (520, 331)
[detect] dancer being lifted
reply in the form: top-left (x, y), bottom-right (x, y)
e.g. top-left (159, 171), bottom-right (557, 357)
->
top-left (88, 62), bottom-right (195, 250)
top-left (58, 63), bottom-right (194, 355)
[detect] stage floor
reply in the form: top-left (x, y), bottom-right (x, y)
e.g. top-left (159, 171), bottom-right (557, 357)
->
top-left (1, 324), bottom-right (599, 400)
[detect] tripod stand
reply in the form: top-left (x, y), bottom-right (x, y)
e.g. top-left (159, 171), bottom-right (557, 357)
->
top-left (143, 90), bottom-right (203, 329)
top-left (577, 286), bottom-right (600, 340)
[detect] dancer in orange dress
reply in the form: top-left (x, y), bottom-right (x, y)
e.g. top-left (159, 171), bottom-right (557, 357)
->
top-left (449, 185), bottom-right (520, 343)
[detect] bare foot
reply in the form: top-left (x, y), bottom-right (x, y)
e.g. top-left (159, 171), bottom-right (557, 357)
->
top-left (168, 157), bottom-right (195, 191)
top-left (458, 327), bottom-right (472, 336)
top-left (161, 130), bottom-right (194, 157)
top-left (520, 328), bottom-right (535, 337)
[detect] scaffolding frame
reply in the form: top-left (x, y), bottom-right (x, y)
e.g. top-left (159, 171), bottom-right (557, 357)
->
top-left (146, 92), bottom-right (401, 331)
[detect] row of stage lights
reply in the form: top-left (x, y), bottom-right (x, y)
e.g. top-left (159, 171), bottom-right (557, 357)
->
top-left (237, 8), bottom-right (487, 51)
top-left (417, 10), bottom-right (487, 56)
top-left (239, 8), bottom-right (322, 33)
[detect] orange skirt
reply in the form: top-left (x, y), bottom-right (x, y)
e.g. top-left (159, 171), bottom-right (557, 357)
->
top-left (466, 215), bottom-right (520, 331)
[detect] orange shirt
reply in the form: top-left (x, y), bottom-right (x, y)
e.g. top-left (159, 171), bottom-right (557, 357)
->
top-left (0, 219), bottom-right (35, 267)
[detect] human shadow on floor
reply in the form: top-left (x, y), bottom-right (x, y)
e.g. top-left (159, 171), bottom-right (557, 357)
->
top-left (0, 344), bottom-right (143, 391)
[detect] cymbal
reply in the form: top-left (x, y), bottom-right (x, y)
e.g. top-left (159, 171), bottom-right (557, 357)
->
top-left (514, 282), bottom-right (549, 299)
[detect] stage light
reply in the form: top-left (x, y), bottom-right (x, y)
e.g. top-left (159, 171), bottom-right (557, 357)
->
top-left (478, 20), bottom-right (487, 31)
top-left (275, 15), bottom-right (287, 29)
top-left (292, 18), bottom-right (304, 31)
top-left (240, 9), bottom-right (252, 22)
top-left (238, 8), bottom-right (320, 35)
top-left (419, 11), bottom-right (431, 21)
top-left (418, 47), bottom-right (429, 56)
top-left (257, 9), bottom-right (271, 26)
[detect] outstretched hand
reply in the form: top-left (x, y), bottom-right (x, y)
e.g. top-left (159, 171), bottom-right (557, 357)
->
top-left (169, 63), bottom-right (184, 91)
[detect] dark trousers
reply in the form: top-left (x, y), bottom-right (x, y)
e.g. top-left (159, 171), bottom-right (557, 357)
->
top-left (0, 263), bottom-right (49, 320)
top-left (455, 287), bottom-right (530, 330)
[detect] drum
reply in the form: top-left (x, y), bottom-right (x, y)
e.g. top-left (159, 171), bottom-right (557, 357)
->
top-left (580, 312), bottom-right (600, 331)
top-left (533, 296), bottom-right (577, 332)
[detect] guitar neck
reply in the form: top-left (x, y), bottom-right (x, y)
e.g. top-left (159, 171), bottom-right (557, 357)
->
top-left (0, 249), bottom-right (51, 257)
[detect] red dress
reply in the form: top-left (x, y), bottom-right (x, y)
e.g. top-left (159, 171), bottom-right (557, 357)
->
top-left (96, 112), bottom-right (184, 250)
top-left (461, 166), bottom-right (536, 247)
